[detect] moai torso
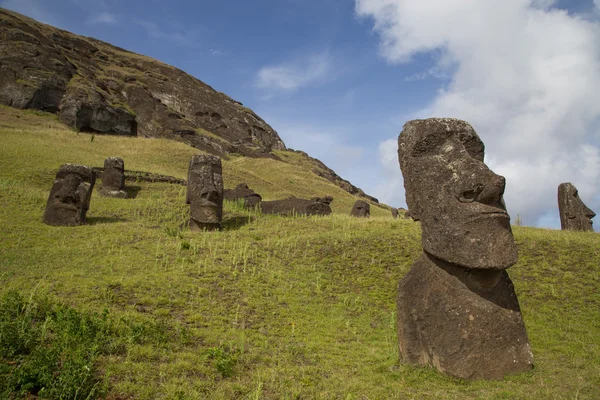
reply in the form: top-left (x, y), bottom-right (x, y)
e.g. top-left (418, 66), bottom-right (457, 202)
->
top-left (396, 118), bottom-right (533, 380)
top-left (43, 164), bottom-right (96, 226)
top-left (558, 182), bottom-right (595, 232)
top-left (187, 155), bottom-right (223, 231)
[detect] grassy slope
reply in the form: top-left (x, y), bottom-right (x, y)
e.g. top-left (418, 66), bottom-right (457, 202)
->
top-left (0, 105), bottom-right (599, 399)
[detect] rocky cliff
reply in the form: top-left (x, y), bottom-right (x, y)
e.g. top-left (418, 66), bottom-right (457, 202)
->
top-left (0, 8), bottom-right (378, 203)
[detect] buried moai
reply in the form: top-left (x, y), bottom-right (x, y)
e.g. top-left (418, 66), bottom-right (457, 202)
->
top-left (391, 208), bottom-right (399, 219)
top-left (558, 182), bottom-right (595, 232)
top-left (100, 157), bottom-right (127, 198)
top-left (224, 183), bottom-right (262, 209)
top-left (260, 197), bottom-right (332, 216)
top-left (187, 155), bottom-right (223, 231)
top-left (43, 164), bottom-right (96, 226)
top-left (350, 200), bottom-right (370, 217)
top-left (396, 118), bottom-right (533, 380)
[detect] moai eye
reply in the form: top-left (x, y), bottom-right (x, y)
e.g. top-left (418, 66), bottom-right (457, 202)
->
top-left (458, 185), bottom-right (484, 203)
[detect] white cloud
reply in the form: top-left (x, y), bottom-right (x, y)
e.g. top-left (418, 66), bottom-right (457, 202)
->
top-left (357, 0), bottom-right (600, 227)
top-left (255, 52), bottom-right (332, 93)
top-left (90, 11), bottom-right (116, 24)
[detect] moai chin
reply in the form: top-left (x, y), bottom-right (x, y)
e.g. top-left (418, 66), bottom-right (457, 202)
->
top-left (101, 157), bottom-right (127, 198)
top-left (43, 164), bottom-right (96, 226)
top-left (396, 118), bottom-right (533, 380)
top-left (350, 200), bottom-right (370, 217)
top-left (187, 155), bottom-right (223, 231)
top-left (558, 182), bottom-right (595, 232)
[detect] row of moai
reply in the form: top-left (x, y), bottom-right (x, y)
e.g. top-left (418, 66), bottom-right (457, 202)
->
top-left (42, 157), bottom-right (126, 226)
top-left (43, 153), bottom-right (380, 228)
top-left (187, 154), bottom-right (379, 231)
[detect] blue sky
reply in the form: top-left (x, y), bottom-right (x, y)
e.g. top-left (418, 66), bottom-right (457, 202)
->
top-left (3, 0), bottom-right (600, 229)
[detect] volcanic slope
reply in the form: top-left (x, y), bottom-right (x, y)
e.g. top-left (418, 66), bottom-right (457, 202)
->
top-left (0, 7), bottom-right (377, 202)
top-left (0, 106), bottom-right (599, 399)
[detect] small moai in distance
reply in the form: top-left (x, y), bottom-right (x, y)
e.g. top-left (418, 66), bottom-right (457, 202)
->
top-left (100, 157), bottom-right (127, 198)
top-left (223, 183), bottom-right (262, 208)
top-left (558, 182), bottom-right (595, 232)
top-left (391, 208), bottom-right (399, 219)
top-left (350, 200), bottom-right (370, 217)
top-left (311, 195), bottom-right (333, 205)
top-left (396, 118), bottom-right (533, 380)
top-left (186, 155), bottom-right (223, 231)
top-left (43, 164), bottom-right (96, 226)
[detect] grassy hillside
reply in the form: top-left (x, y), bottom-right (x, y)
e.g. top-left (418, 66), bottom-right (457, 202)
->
top-left (0, 106), bottom-right (599, 399)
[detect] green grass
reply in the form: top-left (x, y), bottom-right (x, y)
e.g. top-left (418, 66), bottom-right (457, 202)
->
top-left (0, 106), bottom-right (599, 399)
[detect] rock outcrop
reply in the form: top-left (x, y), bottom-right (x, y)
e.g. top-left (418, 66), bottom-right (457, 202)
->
top-left (0, 8), bottom-right (380, 204)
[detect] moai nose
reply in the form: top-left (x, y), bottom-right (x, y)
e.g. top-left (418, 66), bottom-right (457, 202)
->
top-left (201, 189), bottom-right (219, 203)
top-left (584, 204), bottom-right (596, 219)
top-left (477, 173), bottom-right (506, 207)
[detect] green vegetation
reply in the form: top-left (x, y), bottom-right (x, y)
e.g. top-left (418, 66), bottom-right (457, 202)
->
top-left (0, 105), bottom-right (599, 399)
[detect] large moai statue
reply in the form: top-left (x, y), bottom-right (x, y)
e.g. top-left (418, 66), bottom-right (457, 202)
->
top-left (100, 157), bottom-right (127, 198)
top-left (558, 182), bottom-right (595, 232)
top-left (43, 164), bottom-right (96, 226)
top-left (396, 118), bottom-right (533, 380)
top-left (350, 200), bottom-right (370, 217)
top-left (187, 155), bottom-right (223, 231)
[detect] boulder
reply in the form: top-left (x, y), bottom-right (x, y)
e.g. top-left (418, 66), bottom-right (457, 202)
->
top-left (43, 164), bottom-right (95, 226)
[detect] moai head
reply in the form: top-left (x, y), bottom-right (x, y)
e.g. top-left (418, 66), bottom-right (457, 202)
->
top-left (398, 118), bottom-right (517, 269)
top-left (187, 155), bottom-right (223, 231)
top-left (391, 208), bottom-right (399, 219)
top-left (102, 157), bottom-right (125, 191)
top-left (350, 200), bottom-right (370, 217)
top-left (43, 164), bottom-right (96, 226)
top-left (558, 182), bottom-right (595, 232)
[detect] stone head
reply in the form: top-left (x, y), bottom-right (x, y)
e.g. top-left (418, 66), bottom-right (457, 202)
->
top-left (350, 200), bottom-right (370, 217)
top-left (43, 164), bottom-right (95, 226)
top-left (103, 157), bottom-right (125, 190)
top-left (187, 154), bottom-right (223, 225)
top-left (558, 182), bottom-right (595, 232)
top-left (398, 118), bottom-right (517, 269)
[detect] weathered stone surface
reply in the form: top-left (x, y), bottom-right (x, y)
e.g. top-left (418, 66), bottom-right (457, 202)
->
top-left (397, 118), bottom-right (532, 380)
top-left (397, 253), bottom-right (534, 380)
top-left (224, 183), bottom-right (262, 209)
top-left (558, 182), bottom-right (595, 232)
top-left (391, 208), bottom-right (399, 219)
top-left (187, 155), bottom-right (223, 231)
top-left (310, 195), bottom-right (333, 205)
top-left (398, 118), bottom-right (517, 269)
top-left (100, 157), bottom-right (127, 198)
top-left (260, 197), bottom-right (332, 216)
top-left (43, 164), bottom-right (95, 226)
top-left (350, 200), bottom-right (370, 218)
